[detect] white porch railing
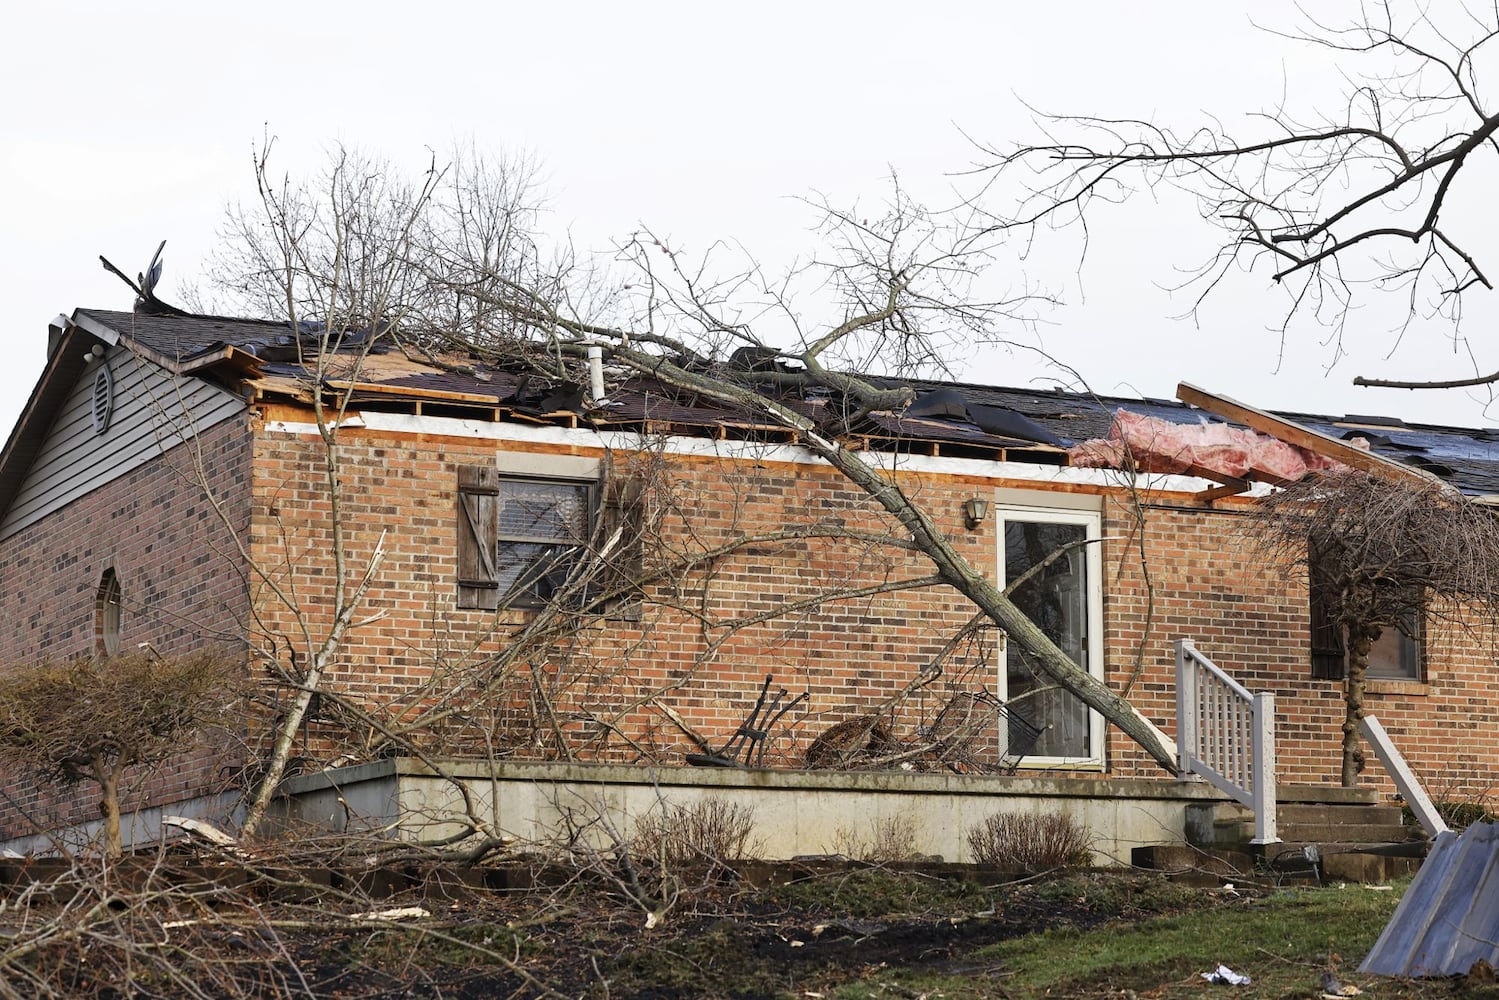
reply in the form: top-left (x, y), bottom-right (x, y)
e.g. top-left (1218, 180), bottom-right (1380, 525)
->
top-left (1175, 638), bottom-right (1279, 844)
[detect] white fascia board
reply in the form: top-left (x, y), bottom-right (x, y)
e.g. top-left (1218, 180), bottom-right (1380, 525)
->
top-left (71, 310), bottom-right (122, 346)
top-left (263, 410), bottom-right (1263, 497)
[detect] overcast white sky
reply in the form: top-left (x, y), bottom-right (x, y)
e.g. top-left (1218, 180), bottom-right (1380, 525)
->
top-left (6, 1), bottom-right (1499, 437)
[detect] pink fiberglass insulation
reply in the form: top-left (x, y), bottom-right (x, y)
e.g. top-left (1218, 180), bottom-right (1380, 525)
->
top-left (1067, 409), bottom-right (1365, 482)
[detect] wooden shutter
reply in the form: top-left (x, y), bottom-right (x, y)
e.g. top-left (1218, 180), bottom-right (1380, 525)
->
top-left (457, 465), bottom-right (500, 610)
top-left (1308, 579), bottom-right (1346, 680)
top-left (598, 454), bottom-right (646, 620)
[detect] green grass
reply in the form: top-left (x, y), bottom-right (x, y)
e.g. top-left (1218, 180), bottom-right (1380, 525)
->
top-left (984, 885), bottom-right (1396, 997)
top-left (828, 881), bottom-right (1424, 1000)
top-left (821, 881), bottom-right (1439, 1000)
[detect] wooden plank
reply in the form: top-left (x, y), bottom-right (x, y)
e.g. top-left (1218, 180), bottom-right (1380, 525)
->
top-left (1176, 382), bottom-right (1454, 492)
top-left (1360, 715), bottom-right (1450, 838)
top-left (325, 379), bottom-right (501, 405)
top-left (1181, 462), bottom-right (1250, 500)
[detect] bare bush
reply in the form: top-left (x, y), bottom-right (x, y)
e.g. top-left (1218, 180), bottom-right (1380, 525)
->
top-left (832, 813), bottom-right (921, 863)
top-left (0, 649), bottom-right (242, 857)
top-left (966, 811), bottom-right (1093, 871)
top-left (1247, 469), bottom-right (1499, 784)
top-left (631, 799), bottom-right (758, 870)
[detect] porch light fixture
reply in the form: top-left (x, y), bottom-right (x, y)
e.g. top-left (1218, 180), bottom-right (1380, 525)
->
top-left (963, 497), bottom-right (990, 530)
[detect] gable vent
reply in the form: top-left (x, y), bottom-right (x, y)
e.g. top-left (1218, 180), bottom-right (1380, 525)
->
top-left (91, 364), bottom-right (114, 435)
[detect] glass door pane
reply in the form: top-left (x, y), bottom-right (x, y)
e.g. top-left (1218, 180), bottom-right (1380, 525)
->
top-left (1004, 520), bottom-right (1091, 758)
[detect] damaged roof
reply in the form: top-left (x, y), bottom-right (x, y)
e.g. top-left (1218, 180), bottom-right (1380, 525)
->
top-left (42, 307), bottom-right (1499, 497)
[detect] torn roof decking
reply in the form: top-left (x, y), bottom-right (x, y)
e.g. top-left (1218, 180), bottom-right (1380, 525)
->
top-left (48, 307), bottom-right (1499, 495)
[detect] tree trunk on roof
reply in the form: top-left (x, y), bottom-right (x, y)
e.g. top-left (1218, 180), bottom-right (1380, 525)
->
top-left (619, 350), bottom-right (1179, 773)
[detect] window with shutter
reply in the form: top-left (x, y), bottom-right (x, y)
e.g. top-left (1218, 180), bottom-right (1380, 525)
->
top-left (457, 460), bottom-right (644, 615)
top-left (495, 478), bottom-right (592, 605)
top-left (1308, 555), bottom-right (1422, 682)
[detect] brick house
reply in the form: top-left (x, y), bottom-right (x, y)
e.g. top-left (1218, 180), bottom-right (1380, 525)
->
top-left (1, 303), bottom-right (1495, 846)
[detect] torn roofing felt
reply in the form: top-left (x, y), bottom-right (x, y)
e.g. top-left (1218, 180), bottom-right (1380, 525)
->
top-left (904, 387), bottom-right (1068, 448)
top-left (42, 307), bottom-right (1499, 497)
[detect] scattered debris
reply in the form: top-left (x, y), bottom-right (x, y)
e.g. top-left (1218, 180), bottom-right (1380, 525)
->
top-left (162, 815), bottom-right (243, 855)
top-left (1201, 963), bottom-right (1252, 986)
top-left (349, 906), bottom-right (431, 922)
top-left (1319, 970), bottom-right (1363, 996)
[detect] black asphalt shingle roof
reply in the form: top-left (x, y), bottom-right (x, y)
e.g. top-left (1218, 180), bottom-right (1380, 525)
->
top-left (75, 307), bottom-right (1499, 497)
top-left (78, 308), bottom-right (290, 362)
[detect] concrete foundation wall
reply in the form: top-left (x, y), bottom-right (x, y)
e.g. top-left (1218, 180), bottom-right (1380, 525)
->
top-left (275, 759), bottom-right (1226, 866)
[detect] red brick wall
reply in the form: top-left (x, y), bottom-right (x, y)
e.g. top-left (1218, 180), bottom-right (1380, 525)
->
top-left (0, 418), bottom-right (253, 840)
top-left (247, 422), bottom-right (1496, 803)
top-left (246, 426), bottom-right (1002, 766)
top-left (10, 401), bottom-right (1487, 844)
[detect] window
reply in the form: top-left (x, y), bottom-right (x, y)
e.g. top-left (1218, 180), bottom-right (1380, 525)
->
top-left (996, 505), bottom-right (1105, 765)
top-left (1309, 582), bottom-right (1423, 682)
top-left (1367, 615), bottom-right (1422, 681)
top-left (96, 568), bottom-right (122, 655)
top-left (495, 478), bottom-right (592, 605)
top-left (457, 460), bottom-right (642, 613)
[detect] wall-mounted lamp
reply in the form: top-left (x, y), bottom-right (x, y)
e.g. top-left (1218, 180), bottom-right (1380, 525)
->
top-left (83, 343), bottom-right (107, 364)
top-left (963, 497), bottom-right (990, 530)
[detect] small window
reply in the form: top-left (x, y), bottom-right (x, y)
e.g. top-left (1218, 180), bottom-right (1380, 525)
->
top-left (1309, 583), bottom-right (1422, 682)
top-left (1366, 614), bottom-right (1422, 681)
top-left (96, 568), bottom-right (122, 655)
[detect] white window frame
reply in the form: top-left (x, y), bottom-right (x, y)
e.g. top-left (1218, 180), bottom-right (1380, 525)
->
top-left (995, 500), bottom-right (1106, 769)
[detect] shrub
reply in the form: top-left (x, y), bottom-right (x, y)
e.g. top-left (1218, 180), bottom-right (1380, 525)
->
top-left (966, 811), bottom-right (1093, 870)
top-left (831, 813), bottom-right (921, 863)
top-left (632, 799), bottom-right (757, 870)
top-left (0, 649), bottom-right (242, 857)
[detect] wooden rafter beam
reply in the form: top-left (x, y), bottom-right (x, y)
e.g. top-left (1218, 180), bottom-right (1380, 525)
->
top-left (1176, 382), bottom-right (1456, 494)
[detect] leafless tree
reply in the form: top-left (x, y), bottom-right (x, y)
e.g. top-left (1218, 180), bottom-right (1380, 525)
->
top-left (981, 2), bottom-right (1499, 389)
top-left (200, 137), bottom-right (1184, 813)
top-left (393, 153), bottom-right (1180, 770)
top-left (1246, 468), bottom-right (1499, 784)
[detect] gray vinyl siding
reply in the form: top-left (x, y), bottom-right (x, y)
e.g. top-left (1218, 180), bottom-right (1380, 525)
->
top-left (0, 347), bottom-right (245, 539)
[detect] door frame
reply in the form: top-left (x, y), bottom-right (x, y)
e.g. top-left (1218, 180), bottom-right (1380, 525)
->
top-left (994, 496), bottom-right (1106, 769)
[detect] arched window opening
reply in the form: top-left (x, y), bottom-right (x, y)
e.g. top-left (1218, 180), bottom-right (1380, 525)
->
top-left (96, 569), bottom-right (122, 656)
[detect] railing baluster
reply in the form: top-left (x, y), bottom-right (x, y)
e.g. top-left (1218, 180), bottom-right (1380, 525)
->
top-left (1173, 638), bottom-right (1279, 844)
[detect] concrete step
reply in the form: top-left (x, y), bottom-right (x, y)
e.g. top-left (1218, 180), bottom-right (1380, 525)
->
top-left (1212, 802), bottom-right (1404, 826)
top-left (1277, 803), bottom-right (1405, 826)
top-left (1165, 785), bottom-right (1423, 882)
top-left (1254, 840), bottom-right (1427, 883)
top-left (1135, 839), bottom-right (1428, 884)
top-left (1217, 820), bottom-right (1412, 844)
top-left (1131, 844), bottom-right (1256, 884)
top-left (1274, 784), bottom-right (1381, 805)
